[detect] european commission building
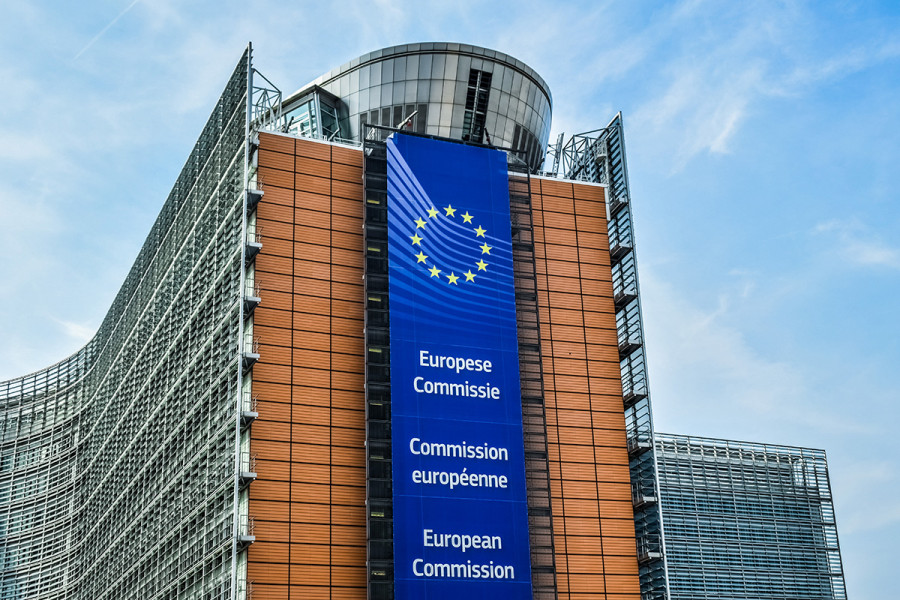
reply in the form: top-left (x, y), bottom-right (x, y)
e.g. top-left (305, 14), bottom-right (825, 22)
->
top-left (0, 43), bottom-right (847, 600)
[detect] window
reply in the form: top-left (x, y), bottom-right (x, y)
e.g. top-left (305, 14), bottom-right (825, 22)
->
top-left (462, 69), bottom-right (492, 143)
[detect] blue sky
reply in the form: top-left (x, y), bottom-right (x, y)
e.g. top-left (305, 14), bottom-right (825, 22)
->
top-left (1, 0), bottom-right (897, 596)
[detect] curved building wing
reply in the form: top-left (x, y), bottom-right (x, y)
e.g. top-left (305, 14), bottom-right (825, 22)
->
top-left (0, 50), bottom-right (253, 599)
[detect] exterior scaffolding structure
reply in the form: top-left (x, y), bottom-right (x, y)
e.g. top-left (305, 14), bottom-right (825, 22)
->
top-left (251, 68), bottom-right (285, 134)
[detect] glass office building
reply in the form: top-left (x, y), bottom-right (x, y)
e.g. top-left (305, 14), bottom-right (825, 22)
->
top-left (0, 43), bottom-right (642, 600)
top-left (0, 55), bottom-right (252, 599)
top-left (654, 434), bottom-right (847, 600)
top-left (0, 41), bottom-right (847, 600)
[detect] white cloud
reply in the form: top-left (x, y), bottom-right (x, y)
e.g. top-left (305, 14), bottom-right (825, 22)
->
top-left (785, 36), bottom-right (900, 89)
top-left (634, 63), bottom-right (758, 166)
top-left (52, 318), bottom-right (97, 343)
top-left (641, 265), bottom-right (872, 437)
top-left (623, 1), bottom-right (900, 171)
top-left (814, 219), bottom-right (900, 270)
top-left (843, 500), bottom-right (900, 535)
top-left (0, 133), bottom-right (57, 162)
top-left (0, 181), bottom-right (64, 294)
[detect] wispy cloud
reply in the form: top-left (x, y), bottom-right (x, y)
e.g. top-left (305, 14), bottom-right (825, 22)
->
top-left (814, 219), bottom-right (900, 270)
top-left (623, 0), bottom-right (900, 171)
top-left (74, 0), bottom-right (142, 60)
top-left (635, 62), bottom-right (762, 166)
top-left (641, 266), bottom-right (872, 438)
top-left (52, 317), bottom-right (97, 343)
top-left (844, 502), bottom-right (900, 535)
top-left (784, 37), bottom-right (900, 89)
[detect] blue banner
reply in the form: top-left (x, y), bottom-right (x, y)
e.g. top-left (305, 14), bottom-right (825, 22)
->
top-left (387, 133), bottom-right (532, 599)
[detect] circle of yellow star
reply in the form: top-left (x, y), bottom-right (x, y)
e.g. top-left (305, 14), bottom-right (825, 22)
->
top-left (409, 208), bottom-right (495, 285)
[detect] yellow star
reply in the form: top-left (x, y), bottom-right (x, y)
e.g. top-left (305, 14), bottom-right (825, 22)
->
top-left (427, 207), bottom-right (439, 218)
top-left (444, 205), bottom-right (457, 217)
top-left (447, 272), bottom-right (459, 285)
top-left (476, 259), bottom-right (488, 271)
top-left (461, 211), bottom-right (473, 224)
top-left (474, 225), bottom-right (486, 237)
top-left (480, 243), bottom-right (492, 254)
top-left (464, 270), bottom-right (476, 282)
top-left (415, 251), bottom-right (428, 263)
top-left (429, 265), bottom-right (441, 278)
top-left (411, 233), bottom-right (423, 245)
top-left (414, 218), bottom-right (427, 229)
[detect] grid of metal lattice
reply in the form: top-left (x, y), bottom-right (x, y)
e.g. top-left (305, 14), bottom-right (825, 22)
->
top-left (605, 117), bottom-right (669, 600)
top-left (655, 433), bottom-right (847, 600)
top-left (0, 48), bottom-right (255, 600)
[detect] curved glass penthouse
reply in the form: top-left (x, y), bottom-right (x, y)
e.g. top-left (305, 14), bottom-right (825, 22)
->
top-left (280, 42), bottom-right (553, 172)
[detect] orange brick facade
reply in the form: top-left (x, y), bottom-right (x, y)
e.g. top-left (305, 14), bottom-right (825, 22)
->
top-left (249, 133), bottom-right (367, 600)
top-left (532, 179), bottom-right (640, 599)
top-left (247, 132), bottom-right (639, 600)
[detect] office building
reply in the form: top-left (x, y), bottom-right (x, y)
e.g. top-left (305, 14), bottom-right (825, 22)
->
top-left (653, 434), bottom-right (847, 600)
top-left (0, 42), bottom-right (844, 600)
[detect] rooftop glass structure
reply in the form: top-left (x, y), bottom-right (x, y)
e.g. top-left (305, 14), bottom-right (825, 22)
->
top-left (281, 42), bottom-right (553, 172)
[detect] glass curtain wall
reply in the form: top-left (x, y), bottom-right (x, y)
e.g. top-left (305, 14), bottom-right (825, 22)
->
top-left (655, 433), bottom-right (848, 600)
